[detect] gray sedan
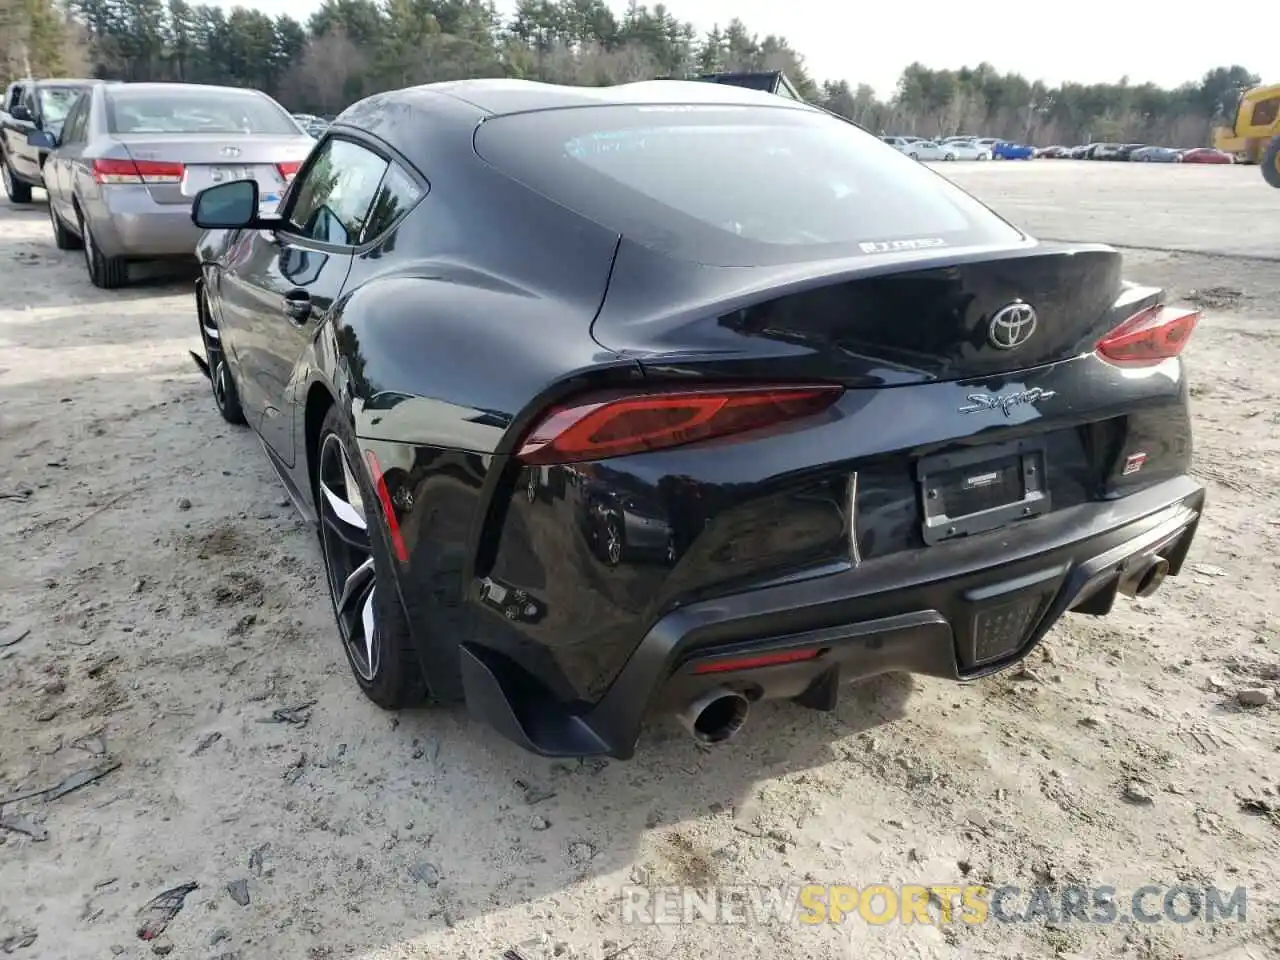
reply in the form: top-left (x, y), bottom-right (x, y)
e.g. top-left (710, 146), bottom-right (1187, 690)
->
top-left (1130, 146), bottom-right (1184, 163)
top-left (29, 82), bottom-right (314, 289)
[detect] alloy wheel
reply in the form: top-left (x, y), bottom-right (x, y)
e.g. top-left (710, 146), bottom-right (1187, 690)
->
top-left (212, 358), bottom-right (230, 408)
top-left (82, 217), bottom-right (95, 276)
top-left (200, 294), bottom-right (228, 409)
top-left (318, 433), bottom-right (380, 682)
top-left (1, 163), bottom-right (11, 197)
top-left (604, 516), bottom-right (623, 566)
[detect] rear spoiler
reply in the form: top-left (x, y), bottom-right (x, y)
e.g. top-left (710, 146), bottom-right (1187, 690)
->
top-left (693, 71), bottom-right (804, 101)
top-left (662, 70), bottom-right (868, 132)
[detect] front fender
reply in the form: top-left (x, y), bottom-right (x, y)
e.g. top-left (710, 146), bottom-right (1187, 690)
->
top-left (195, 227), bottom-right (234, 264)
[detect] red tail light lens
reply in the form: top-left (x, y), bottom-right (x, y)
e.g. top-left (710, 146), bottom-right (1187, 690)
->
top-left (92, 158), bottom-right (184, 184)
top-left (1096, 305), bottom-right (1199, 366)
top-left (276, 161), bottom-right (301, 182)
top-left (517, 385), bottom-right (844, 465)
top-left (691, 648), bottom-right (821, 675)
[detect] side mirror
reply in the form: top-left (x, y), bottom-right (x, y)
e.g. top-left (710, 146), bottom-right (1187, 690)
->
top-left (10, 103), bottom-right (33, 123)
top-left (26, 130), bottom-right (57, 150)
top-left (191, 179), bottom-right (268, 230)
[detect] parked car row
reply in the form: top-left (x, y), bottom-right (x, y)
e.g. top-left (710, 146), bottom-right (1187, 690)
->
top-left (1035, 142), bottom-right (1236, 164)
top-left (3, 79), bottom-right (316, 289)
top-left (292, 112), bottom-right (332, 138)
top-left (875, 134), bottom-right (1239, 166)
top-left (880, 135), bottom-right (1035, 161)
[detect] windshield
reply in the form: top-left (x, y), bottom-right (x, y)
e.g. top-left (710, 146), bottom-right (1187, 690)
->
top-left (105, 89), bottom-right (298, 135)
top-left (475, 104), bottom-right (1022, 267)
top-left (37, 87), bottom-right (83, 124)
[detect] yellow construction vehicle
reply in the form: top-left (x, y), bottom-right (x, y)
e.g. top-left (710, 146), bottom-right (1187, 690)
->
top-left (1212, 82), bottom-right (1280, 186)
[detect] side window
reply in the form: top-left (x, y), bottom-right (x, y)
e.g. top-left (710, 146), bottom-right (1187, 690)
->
top-left (360, 163), bottom-right (424, 243)
top-left (61, 95), bottom-right (88, 144)
top-left (1251, 97), bottom-right (1279, 129)
top-left (5, 85), bottom-right (22, 112)
top-left (286, 137), bottom-right (388, 246)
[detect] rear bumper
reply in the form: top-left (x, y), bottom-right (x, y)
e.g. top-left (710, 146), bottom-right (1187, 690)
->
top-left (86, 186), bottom-right (201, 259)
top-left (460, 476), bottom-right (1204, 759)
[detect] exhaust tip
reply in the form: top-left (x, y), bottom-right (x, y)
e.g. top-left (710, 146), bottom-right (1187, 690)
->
top-left (1133, 557), bottom-right (1170, 598)
top-left (678, 688), bottom-right (750, 745)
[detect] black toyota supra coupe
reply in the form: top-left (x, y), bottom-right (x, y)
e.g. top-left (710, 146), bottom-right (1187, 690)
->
top-left (190, 78), bottom-right (1205, 759)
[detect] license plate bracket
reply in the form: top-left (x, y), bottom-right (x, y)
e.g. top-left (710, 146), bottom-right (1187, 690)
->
top-left (916, 438), bottom-right (1049, 545)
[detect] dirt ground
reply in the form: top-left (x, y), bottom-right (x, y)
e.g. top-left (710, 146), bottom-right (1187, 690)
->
top-left (1, 161), bottom-right (1278, 960)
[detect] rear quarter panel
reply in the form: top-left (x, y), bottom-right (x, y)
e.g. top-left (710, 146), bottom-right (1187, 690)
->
top-left (286, 118), bottom-right (635, 696)
top-left (323, 124), bottom-right (630, 448)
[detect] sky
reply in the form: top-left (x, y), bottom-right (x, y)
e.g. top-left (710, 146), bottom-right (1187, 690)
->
top-left (232, 0), bottom-right (1269, 100)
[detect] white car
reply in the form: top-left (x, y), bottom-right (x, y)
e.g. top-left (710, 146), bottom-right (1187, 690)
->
top-left (944, 139), bottom-right (993, 160)
top-left (882, 137), bottom-right (951, 161)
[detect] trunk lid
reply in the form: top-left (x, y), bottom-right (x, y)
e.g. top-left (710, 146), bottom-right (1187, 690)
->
top-left (591, 239), bottom-right (1129, 386)
top-left (115, 134), bottom-right (313, 205)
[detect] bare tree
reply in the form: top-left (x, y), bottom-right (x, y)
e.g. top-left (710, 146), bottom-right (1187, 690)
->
top-left (280, 26), bottom-right (365, 116)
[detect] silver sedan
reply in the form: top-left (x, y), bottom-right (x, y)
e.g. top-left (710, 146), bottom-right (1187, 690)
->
top-left (30, 82), bottom-right (314, 289)
top-left (1129, 146), bottom-right (1184, 163)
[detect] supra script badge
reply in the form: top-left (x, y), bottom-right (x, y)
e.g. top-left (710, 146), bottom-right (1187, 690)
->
top-left (958, 387), bottom-right (1056, 417)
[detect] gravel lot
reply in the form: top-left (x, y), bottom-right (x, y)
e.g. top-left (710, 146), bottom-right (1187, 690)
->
top-left (1, 161), bottom-right (1278, 960)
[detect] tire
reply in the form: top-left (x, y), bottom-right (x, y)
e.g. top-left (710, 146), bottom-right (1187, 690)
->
top-left (48, 199), bottom-right (82, 251)
top-left (2, 156), bottom-right (33, 204)
top-left (908, 152), bottom-right (918, 160)
top-left (198, 287), bottom-right (246, 425)
top-left (1262, 138), bottom-right (1280, 189)
top-left (78, 209), bottom-right (128, 289)
top-left (944, 152), bottom-right (956, 161)
top-left (314, 405), bottom-right (427, 709)
top-left (978, 152), bottom-right (990, 161)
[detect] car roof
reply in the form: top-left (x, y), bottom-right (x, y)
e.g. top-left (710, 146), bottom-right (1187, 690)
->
top-left (105, 82), bottom-right (269, 96)
top-left (333, 78), bottom-right (831, 182)
top-left (32, 78), bottom-right (108, 86)
top-left (402, 78), bottom-right (814, 117)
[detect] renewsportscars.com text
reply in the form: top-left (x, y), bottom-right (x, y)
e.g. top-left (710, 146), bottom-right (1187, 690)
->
top-left (620, 883), bottom-right (1248, 926)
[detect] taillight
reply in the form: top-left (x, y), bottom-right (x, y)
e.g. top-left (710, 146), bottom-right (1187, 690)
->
top-left (1096, 305), bottom-right (1199, 366)
top-left (92, 158), bottom-right (184, 185)
top-left (276, 161), bottom-right (300, 182)
top-left (517, 385), bottom-right (844, 465)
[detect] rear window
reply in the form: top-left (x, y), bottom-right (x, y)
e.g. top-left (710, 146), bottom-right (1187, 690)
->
top-left (105, 88), bottom-right (298, 136)
top-left (474, 105), bottom-right (1022, 267)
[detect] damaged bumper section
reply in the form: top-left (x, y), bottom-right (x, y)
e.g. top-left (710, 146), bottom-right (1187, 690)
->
top-left (460, 477), bottom-right (1204, 760)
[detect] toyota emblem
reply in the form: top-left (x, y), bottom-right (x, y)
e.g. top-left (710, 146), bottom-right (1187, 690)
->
top-left (220, 145), bottom-right (241, 158)
top-left (987, 302), bottom-right (1038, 350)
